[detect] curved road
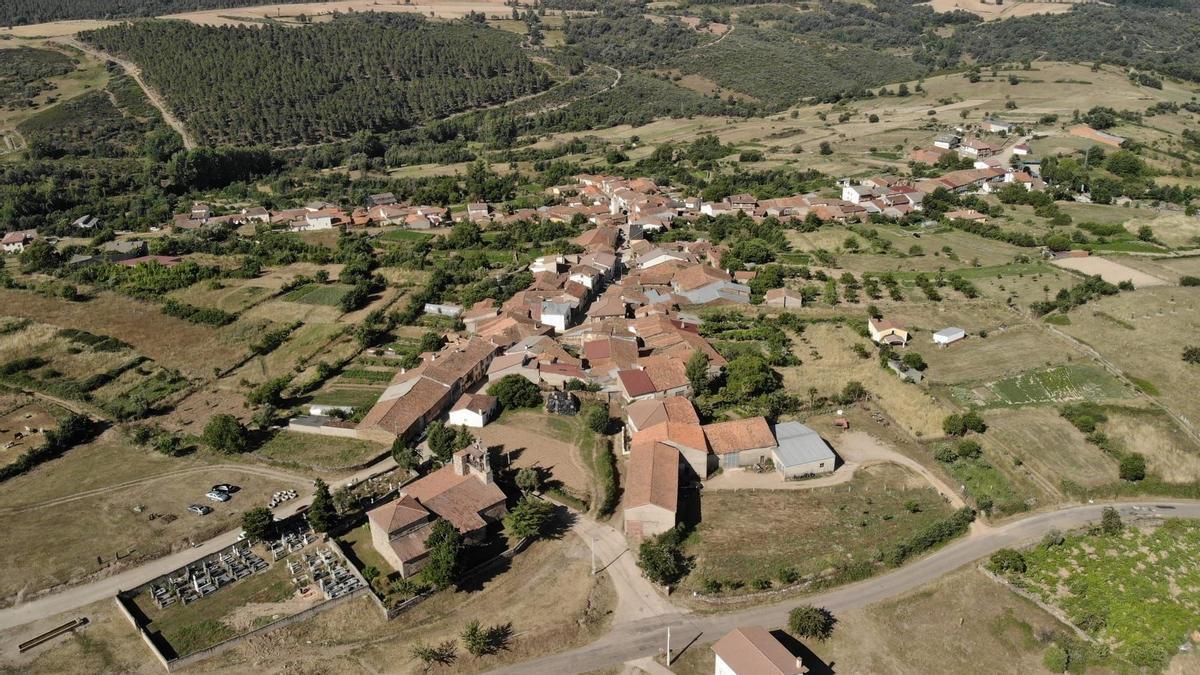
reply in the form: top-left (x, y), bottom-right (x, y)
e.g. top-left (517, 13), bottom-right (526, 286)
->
top-left (487, 501), bottom-right (1200, 674)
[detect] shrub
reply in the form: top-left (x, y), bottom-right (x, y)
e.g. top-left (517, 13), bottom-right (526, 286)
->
top-left (956, 439), bottom-right (982, 460)
top-left (1118, 453), bottom-right (1146, 481)
top-left (987, 548), bottom-right (1027, 574)
top-left (1043, 645), bottom-right (1068, 673)
top-left (1100, 506), bottom-right (1122, 535)
top-left (202, 414), bottom-right (247, 454)
top-left (787, 605), bottom-right (836, 641)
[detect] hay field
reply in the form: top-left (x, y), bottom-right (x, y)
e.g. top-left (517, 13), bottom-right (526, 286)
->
top-left (1104, 410), bottom-right (1200, 484)
top-left (0, 289), bottom-right (252, 376)
top-left (924, 0), bottom-right (1078, 20)
top-left (985, 407), bottom-right (1117, 489)
top-left (1057, 288), bottom-right (1200, 427)
top-left (0, 320), bottom-right (133, 381)
top-left (915, 324), bottom-right (1079, 385)
top-left (948, 364), bottom-right (1131, 408)
top-left (168, 279), bottom-right (278, 314)
top-left (1053, 256), bottom-right (1168, 287)
top-left (783, 323), bottom-right (957, 438)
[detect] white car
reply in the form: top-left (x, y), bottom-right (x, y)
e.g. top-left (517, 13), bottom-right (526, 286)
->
top-left (187, 504), bottom-right (212, 515)
top-left (206, 490), bottom-right (231, 502)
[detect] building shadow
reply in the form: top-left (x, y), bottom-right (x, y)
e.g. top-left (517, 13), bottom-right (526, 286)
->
top-left (770, 630), bottom-right (835, 675)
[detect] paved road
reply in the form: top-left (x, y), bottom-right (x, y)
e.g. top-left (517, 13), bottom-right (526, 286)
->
top-left (487, 501), bottom-right (1200, 674)
top-left (0, 457), bottom-right (397, 632)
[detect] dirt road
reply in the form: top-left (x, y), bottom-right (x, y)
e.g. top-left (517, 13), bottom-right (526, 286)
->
top-left (488, 502), bottom-right (1200, 675)
top-left (52, 37), bottom-right (198, 150)
top-left (0, 457), bottom-right (395, 631)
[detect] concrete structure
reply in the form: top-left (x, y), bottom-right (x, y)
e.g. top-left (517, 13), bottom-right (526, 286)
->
top-left (772, 422), bottom-right (835, 478)
top-left (933, 327), bottom-right (966, 346)
top-left (447, 393), bottom-right (497, 428)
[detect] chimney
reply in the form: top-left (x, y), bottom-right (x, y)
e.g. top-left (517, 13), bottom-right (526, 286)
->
top-left (451, 451), bottom-right (466, 477)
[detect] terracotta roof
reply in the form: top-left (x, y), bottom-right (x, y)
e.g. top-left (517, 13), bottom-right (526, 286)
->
top-left (367, 494), bottom-right (429, 535)
top-left (423, 338), bottom-right (497, 387)
top-left (672, 265), bottom-right (731, 292)
top-left (637, 420), bottom-right (708, 453)
top-left (451, 393), bottom-right (496, 415)
top-left (359, 376), bottom-right (451, 438)
top-left (626, 397), bottom-right (700, 431)
top-left (703, 417), bottom-right (777, 455)
top-left (625, 441), bottom-right (679, 513)
top-left (617, 369), bottom-right (657, 398)
top-left (402, 453), bottom-right (506, 534)
top-left (712, 626), bottom-right (805, 675)
top-left (638, 354), bottom-right (690, 392)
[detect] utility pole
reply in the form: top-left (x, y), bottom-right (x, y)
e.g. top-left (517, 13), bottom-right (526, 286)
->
top-left (590, 535), bottom-right (597, 575)
top-left (666, 626), bottom-right (672, 666)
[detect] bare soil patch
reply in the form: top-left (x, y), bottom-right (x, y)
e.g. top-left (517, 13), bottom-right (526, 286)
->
top-left (1053, 256), bottom-right (1167, 287)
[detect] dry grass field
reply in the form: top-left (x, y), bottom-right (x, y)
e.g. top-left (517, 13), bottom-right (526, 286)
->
top-left (0, 400), bottom-right (58, 463)
top-left (984, 407), bottom-right (1118, 490)
top-left (783, 323), bottom-right (958, 439)
top-left (914, 324), bottom-right (1080, 386)
top-left (925, 0), bottom-right (1079, 20)
top-left (667, 567), bottom-right (1075, 675)
top-left (475, 409), bottom-right (593, 497)
top-left (1052, 257), bottom-right (1168, 287)
top-left (1056, 287), bottom-right (1200, 428)
top-left (683, 464), bottom-right (955, 592)
top-left (0, 289), bottom-right (253, 376)
top-left (1103, 409), bottom-right (1200, 484)
top-left (162, 0), bottom-right (512, 27)
top-left (0, 462), bottom-right (301, 603)
top-left (254, 430), bottom-right (385, 471)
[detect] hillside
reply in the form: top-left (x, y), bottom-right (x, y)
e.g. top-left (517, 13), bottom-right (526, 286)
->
top-left (81, 13), bottom-right (551, 146)
top-left (0, 0), bottom-right (313, 27)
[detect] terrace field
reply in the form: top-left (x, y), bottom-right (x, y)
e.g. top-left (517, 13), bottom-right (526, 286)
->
top-left (947, 364), bottom-right (1131, 409)
top-left (254, 431), bottom-right (385, 472)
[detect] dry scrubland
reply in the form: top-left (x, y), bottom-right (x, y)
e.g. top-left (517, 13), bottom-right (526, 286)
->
top-left (783, 323), bottom-right (955, 438)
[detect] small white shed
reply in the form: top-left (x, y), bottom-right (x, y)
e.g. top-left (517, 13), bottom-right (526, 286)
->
top-left (933, 327), bottom-right (966, 346)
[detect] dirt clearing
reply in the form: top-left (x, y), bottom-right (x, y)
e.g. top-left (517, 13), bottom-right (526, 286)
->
top-left (1053, 256), bottom-right (1168, 287)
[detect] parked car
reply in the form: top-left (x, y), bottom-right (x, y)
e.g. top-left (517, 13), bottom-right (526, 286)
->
top-left (206, 490), bottom-right (231, 502)
top-left (187, 504), bottom-right (212, 515)
top-left (211, 484), bottom-right (236, 493)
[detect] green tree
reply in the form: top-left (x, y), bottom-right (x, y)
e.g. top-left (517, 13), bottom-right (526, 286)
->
top-left (18, 239), bottom-right (60, 273)
top-left (487, 374), bottom-right (543, 409)
top-left (1183, 346), bottom-right (1200, 365)
top-left (582, 401), bottom-right (610, 434)
top-left (723, 354), bottom-right (781, 402)
top-left (515, 467), bottom-right (542, 494)
top-left (424, 519), bottom-right (464, 590)
top-left (901, 352), bottom-right (927, 371)
top-left (240, 507), bottom-right (274, 541)
top-left (392, 438), bottom-right (420, 472)
top-left (787, 605), bottom-right (836, 641)
top-left (685, 350), bottom-right (710, 396)
top-left (1043, 645), bottom-right (1069, 673)
top-left (1119, 453), bottom-right (1146, 481)
top-left (637, 528), bottom-right (687, 586)
top-left (1101, 506), bottom-right (1122, 535)
top-left (461, 621), bottom-right (512, 657)
top-left (503, 496), bottom-right (556, 540)
top-left (418, 330), bottom-right (445, 353)
top-left (308, 478), bottom-right (337, 533)
top-left (202, 414), bottom-right (248, 454)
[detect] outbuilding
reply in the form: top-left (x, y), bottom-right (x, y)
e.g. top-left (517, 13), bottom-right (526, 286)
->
top-left (447, 393), bottom-right (497, 428)
top-left (771, 422), bottom-right (835, 478)
top-left (933, 327), bottom-right (966, 346)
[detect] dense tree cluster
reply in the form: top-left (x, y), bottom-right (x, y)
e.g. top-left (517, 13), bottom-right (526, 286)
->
top-left (0, 47), bottom-right (74, 109)
top-left (0, 0), bottom-right (313, 26)
top-left (82, 14), bottom-right (550, 146)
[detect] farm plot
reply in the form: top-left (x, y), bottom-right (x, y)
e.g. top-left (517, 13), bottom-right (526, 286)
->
top-left (0, 400), bottom-right (58, 465)
top-left (984, 407), bottom-right (1118, 491)
top-left (683, 464), bottom-right (956, 593)
top-left (1103, 410), bottom-right (1200, 484)
top-left (949, 364), bottom-right (1131, 408)
top-left (1057, 288), bottom-right (1200, 427)
top-left (167, 279), bottom-right (277, 314)
top-left (254, 431), bottom-right (385, 472)
top-left (1052, 256), bottom-right (1167, 288)
top-left (475, 410), bottom-right (592, 498)
top-left (0, 289), bottom-right (253, 375)
top-left (916, 324), bottom-right (1079, 386)
top-left (281, 283), bottom-right (352, 307)
top-left (1006, 519), bottom-right (1200, 670)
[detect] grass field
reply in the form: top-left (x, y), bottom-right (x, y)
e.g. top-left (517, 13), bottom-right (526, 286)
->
top-left (984, 407), bottom-right (1117, 492)
top-left (254, 430), bottom-right (385, 471)
top-left (1010, 519), bottom-right (1200, 670)
top-left (168, 280), bottom-right (276, 314)
top-left (683, 464), bottom-right (955, 592)
top-left (306, 386), bottom-right (384, 410)
top-left (916, 325), bottom-right (1080, 386)
top-left (281, 283), bottom-right (352, 307)
top-left (1102, 409), bottom-right (1200, 484)
top-left (948, 364), bottom-right (1131, 409)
